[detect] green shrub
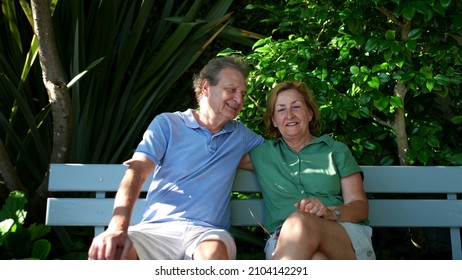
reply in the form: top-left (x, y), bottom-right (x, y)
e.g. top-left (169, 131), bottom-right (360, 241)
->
top-left (0, 191), bottom-right (51, 259)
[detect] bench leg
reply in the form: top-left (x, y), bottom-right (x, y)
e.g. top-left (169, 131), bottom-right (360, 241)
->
top-left (450, 228), bottom-right (462, 260)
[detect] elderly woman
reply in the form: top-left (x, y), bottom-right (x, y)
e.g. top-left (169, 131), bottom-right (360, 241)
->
top-left (240, 81), bottom-right (375, 260)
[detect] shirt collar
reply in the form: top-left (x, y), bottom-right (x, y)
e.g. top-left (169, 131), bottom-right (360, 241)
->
top-left (183, 108), bottom-right (235, 133)
top-left (183, 109), bottom-right (200, 129)
top-left (277, 134), bottom-right (334, 148)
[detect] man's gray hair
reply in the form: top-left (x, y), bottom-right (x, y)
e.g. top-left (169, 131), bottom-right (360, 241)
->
top-left (192, 56), bottom-right (249, 102)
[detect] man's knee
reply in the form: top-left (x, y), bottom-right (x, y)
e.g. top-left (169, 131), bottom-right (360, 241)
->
top-left (194, 240), bottom-right (229, 260)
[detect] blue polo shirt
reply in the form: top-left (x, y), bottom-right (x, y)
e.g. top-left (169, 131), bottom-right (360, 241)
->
top-left (134, 109), bottom-right (264, 229)
top-left (249, 135), bottom-right (362, 233)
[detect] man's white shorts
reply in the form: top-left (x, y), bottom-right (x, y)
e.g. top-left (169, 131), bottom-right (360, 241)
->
top-left (127, 221), bottom-right (236, 260)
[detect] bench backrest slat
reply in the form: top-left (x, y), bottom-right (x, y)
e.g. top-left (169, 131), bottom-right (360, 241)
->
top-left (49, 164), bottom-right (462, 193)
top-left (46, 198), bottom-right (145, 226)
top-left (48, 164), bottom-right (151, 192)
top-left (45, 198), bottom-right (462, 228)
top-left (361, 166), bottom-right (462, 193)
top-left (368, 200), bottom-right (462, 227)
top-left (46, 198), bottom-right (265, 227)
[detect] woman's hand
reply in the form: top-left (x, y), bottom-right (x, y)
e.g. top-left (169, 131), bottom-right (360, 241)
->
top-left (295, 198), bottom-right (337, 221)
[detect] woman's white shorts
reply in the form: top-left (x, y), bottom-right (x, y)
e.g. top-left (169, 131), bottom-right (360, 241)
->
top-left (264, 222), bottom-right (376, 260)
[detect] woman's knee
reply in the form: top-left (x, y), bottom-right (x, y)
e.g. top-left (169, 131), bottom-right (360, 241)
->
top-left (311, 251), bottom-right (328, 260)
top-left (283, 211), bottom-right (318, 233)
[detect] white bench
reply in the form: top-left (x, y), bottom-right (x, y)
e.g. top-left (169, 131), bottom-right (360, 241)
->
top-left (45, 164), bottom-right (462, 259)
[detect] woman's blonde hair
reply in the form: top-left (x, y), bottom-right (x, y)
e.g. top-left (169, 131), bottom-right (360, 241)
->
top-left (264, 81), bottom-right (321, 140)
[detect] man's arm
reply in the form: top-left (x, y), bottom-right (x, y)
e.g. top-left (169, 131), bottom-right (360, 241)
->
top-left (108, 154), bottom-right (155, 231)
top-left (88, 154), bottom-right (155, 260)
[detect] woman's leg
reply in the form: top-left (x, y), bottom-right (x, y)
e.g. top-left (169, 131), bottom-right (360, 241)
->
top-left (272, 211), bottom-right (356, 260)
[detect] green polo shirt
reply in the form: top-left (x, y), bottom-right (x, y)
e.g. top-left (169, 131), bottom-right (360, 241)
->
top-left (249, 134), bottom-right (362, 233)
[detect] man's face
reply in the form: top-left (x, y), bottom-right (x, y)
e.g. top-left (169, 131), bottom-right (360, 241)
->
top-left (205, 68), bottom-right (247, 121)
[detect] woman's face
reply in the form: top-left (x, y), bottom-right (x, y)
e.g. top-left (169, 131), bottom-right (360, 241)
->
top-left (271, 89), bottom-right (313, 139)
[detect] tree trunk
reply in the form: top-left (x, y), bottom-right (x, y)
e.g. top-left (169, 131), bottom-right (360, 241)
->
top-left (392, 81), bottom-right (409, 166)
top-left (0, 138), bottom-right (29, 196)
top-left (393, 79), bottom-right (427, 251)
top-left (30, 0), bottom-right (72, 222)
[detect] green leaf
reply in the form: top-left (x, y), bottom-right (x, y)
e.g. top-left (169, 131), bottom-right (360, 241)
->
top-left (360, 66), bottom-right (371, 74)
top-left (362, 141), bottom-right (378, 150)
top-left (418, 150), bottom-right (430, 164)
top-left (394, 56), bottom-right (406, 68)
top-left (67, 57), bottom-right (105, 88)
top-left (420, 66), bottom-right (433, 79)
top-left (391, 41), bottom-right (401, 54)
top-left (380, 156), bottom-right (395, 166)
top-left (400, 70), bottom-right (416, 82)
top-left (434, 74), bottom-right (451, 85)
top-left (426, 79), bottom-right (435, 91)
top-left (384, 49), bottom-right (392, 61)
top-left (0, 76), bottom-right (49, 173)
top-left (365, 38), bottom-right (378, 52)
top-left (347, 18), bottom-right (362, 34)
top-left (372, 62), bottom-right (388, 73)
top-left (0, 191), bottom-right (27, 224)
top-left (440, 0), bottom-right (452, 9)
top-left (367, 76), bottom-right (380, 89)
top-left (350, 65), bottom-right (360, 75)
top-left (410, 136), bottom-right (427, 150)
top-left (359, 107), bottom-right (371, 117)
top-left (27, 223), bottom-right (51, 241)
top-left (385, 30), bottom-right (396, 41)
top-left (0, 219), bottom-right (15, 243)
top-left (4, 228), bottom-right (31, 259)
top-left (427, 135), bottom-right (440, 148)
top-left (451, 116), bottom-right (462, 124)
top-left (3, 0), bottom-right (23, 53)
top-left (408, 28), bottom-right (423, 40)
top-left (20, 36), bottom-right (39, 86)
top-left (218, 48), bottom-right (239, 56)
top-left (432, 1), bottom-right (446, 15)
top-left (415, 2), bottom-right (434, 22)
top-left (31, 239), bottom-right (51, 260)
top-left (276, 69), bottom-right (287, 80)
top-left (253, 38), bottom-right (269, 48)
top-left (378, 73), bottom-right (391, 83)
top-left (374, 96), bottom-right (389, 111)
top-left (406, 149), bottom-right (419, 161)
top-left (406, 39), bottom-right (417, 51)
top-left (317, 67), bottom-right (328, 80)
top-left (390, 96), bottom-right (404, 109)
top-left (402, 5), bottom-right (416, 20)
top-left (255, 46), bottom-right (271, 53)
top-left (450, 76), bottom-right (462, 85)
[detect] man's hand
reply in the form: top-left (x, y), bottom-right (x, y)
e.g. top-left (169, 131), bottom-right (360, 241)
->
top-left (88, 230), bottom-right (134, 260)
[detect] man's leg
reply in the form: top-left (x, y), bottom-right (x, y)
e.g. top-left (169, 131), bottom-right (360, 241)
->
top-left (115, 246), bottom-right (139, 260)
top-left (194, 240), bottom-right (229, 260)
top-left (186, 227), bottom-right (236, 260)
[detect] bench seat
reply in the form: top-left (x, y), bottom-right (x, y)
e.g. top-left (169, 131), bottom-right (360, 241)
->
top-left (45, 164), bottom-right (462, 259)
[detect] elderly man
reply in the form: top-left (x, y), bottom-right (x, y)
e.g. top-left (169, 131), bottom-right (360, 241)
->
top-left (88, 56), bottom-right (264, 260)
